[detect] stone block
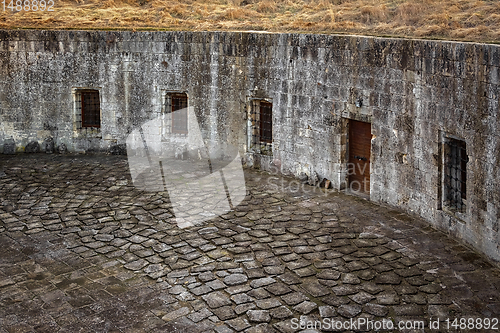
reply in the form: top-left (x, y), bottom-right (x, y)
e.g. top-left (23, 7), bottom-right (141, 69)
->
top-left (3, 138), bottom-right (15, 154)
top-left (42, 137), bottom-right (54, 154)
top-left (25, 141), bottom-right (40, 153)
top-left (58, 143), bottom-right (67, 154)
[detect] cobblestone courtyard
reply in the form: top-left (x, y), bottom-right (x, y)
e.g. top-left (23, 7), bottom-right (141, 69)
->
top-left (1, 154), bottom-right (500, 332)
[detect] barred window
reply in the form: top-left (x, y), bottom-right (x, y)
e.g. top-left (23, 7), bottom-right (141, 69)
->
top-left (259, 101), bottom-right (273, 144)
top-left (81, 90), bottom-right (101, 128)
top-left (250, 100), bottom-right (272, 153)
top-left (444, 137), bottom-right (467, 212)
top-left (169, 93), bottom-right (188, 134)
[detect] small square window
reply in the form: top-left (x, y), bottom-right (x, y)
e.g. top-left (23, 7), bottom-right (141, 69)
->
top-left (443, 137), bottom-right (467, 212)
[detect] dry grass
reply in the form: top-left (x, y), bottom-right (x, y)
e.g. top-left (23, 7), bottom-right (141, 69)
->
top-left (1, 0), bottom-right (500, 43)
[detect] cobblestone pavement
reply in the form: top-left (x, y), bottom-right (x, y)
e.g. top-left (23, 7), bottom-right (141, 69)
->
top-left (1, 154), bottom-right (500, 333)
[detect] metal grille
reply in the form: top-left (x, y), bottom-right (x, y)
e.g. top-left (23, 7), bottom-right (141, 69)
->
top-left (259, 101), bottom-right (273, 144)
top-left (81, 90), bottom-right (100, 128)
top-left (171, 94), bottom-right (188, 134)
top-left (250, 100), bottom-right (273, 153)
top-left (445, 138), bottom-right (467, 212)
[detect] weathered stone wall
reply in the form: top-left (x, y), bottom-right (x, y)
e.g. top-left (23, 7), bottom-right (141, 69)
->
top-left (0, 30), bottom-right (499, 262)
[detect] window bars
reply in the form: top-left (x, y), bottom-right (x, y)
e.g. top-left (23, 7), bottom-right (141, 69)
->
top-left (81, 90), bottom-right (100, 128)
top-left (171, 93), bottom-right (188, 134)
top-left (259, 101), bottom-right (273, 144)
top-left (250, 100), bottom-right (273, 152)
top-left (444, 138), bottom-right (467, 212)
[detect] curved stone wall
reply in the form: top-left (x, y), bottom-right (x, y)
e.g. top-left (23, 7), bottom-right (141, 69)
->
top-left (0, 29), bottom-right (499, 262)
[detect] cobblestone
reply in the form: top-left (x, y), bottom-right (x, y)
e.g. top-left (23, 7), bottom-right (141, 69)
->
top-left (292, 301), bottom-right (317, 314)
top-left (247, 310), bottom-right (271, 323)
top-left (224, 273), bottom-right (248, 286)
top-left (1, 154), bottom-right (500, 332)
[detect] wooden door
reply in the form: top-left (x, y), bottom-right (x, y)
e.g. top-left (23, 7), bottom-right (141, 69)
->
top-left (348, 120), bottom-right (371, 194)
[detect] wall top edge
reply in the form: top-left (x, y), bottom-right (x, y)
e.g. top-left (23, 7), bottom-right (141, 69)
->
top-left (0, 29), bottom-right (499, 48)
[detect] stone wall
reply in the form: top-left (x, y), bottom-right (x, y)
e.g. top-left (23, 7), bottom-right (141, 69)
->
top-left (0, 29), bottom-right (499, 262)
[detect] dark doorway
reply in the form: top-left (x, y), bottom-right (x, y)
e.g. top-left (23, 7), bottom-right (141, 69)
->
top-left (348, 120), bottom-right (371, 194)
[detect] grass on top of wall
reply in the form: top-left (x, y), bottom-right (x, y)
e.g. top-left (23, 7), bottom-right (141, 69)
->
top-left (1, 0), bottom-right (500, 43)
